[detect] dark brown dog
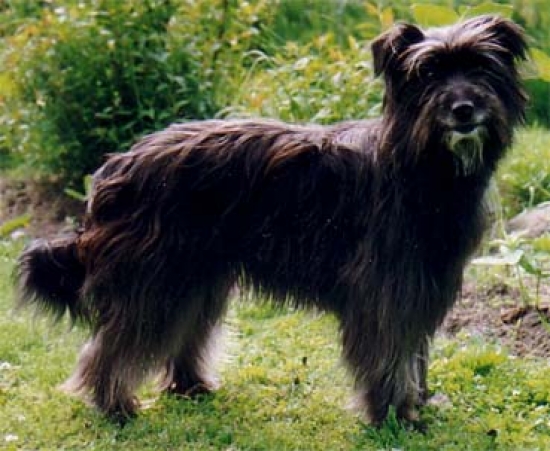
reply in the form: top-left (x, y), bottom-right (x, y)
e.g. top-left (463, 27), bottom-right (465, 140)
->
top-left (17, 15), bottom-right (527, 426)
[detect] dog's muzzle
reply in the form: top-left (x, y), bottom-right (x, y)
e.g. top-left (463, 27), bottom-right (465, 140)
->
top-left (443, 100), bottom-right (488, 175)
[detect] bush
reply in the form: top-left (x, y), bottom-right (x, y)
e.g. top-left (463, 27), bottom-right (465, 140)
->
top-left (0, 0), bottom-right (307, 185)
top-left (225, 34), bottom-right (381, 123)
top-left (0, 0), bottom-right (382, 185)
top-left (0, 0), bottom-right (220, 185)
top-left (266, 0), bottom-right (372, 47)
top-left (2, 0), bottom-right (550, 187)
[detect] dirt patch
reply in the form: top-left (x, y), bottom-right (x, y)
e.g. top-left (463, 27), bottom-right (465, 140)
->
top-left (442, 281), bottom-right (550, 358)
top-left (2, 175), bottom-right (550, 358)
top-left (0, 176), bottom-right (84, 237)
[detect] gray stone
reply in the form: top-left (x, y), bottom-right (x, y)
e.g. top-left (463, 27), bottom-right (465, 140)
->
top-left (506, 201), bottom-right (550, 238)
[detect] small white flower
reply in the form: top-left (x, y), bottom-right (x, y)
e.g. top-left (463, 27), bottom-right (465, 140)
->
top-left (5, 434), bottom-right (19, 443)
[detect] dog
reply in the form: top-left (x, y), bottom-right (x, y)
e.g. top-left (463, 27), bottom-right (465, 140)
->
top-left (17, 15), bottom-right (527, 426)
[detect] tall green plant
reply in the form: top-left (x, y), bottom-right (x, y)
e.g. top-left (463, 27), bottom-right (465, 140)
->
top-left (226, 34), bottom-right (381, 123)
top-left (1, 0), bottom-right (217, 185)
top-left (3, 0), bottom-right (550, 186)
top-left (0, 0), bottom-right (290, 185)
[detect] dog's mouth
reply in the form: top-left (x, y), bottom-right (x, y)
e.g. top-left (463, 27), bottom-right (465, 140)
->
top-left (453, 123), bottom-right (478, 134)
top-left (444, 125), bottom-right (486, 176)
top-left (448, 124), bottom-right (485, 144)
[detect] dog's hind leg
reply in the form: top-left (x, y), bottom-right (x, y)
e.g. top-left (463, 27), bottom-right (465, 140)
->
top-left (161, 321), bottom-right (224, 397)
top-left (62, 324), bottom-right (147, 421)
top-left (159, 281), bottom-right (233, 397)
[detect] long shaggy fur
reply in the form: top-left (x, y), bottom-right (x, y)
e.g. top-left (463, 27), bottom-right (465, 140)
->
top-left (17, 15), bottom-right (527, 425)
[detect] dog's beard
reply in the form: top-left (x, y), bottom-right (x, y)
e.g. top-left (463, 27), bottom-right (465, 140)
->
top-left (445, 127), bottom-right (486, 176)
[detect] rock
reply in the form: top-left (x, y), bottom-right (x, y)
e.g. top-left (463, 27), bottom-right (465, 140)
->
top-left (506, 201), bottom-right (550, 238)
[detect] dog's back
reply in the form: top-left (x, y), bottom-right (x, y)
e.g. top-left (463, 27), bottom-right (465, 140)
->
top-left (18, 119), bottom-right (378, 320)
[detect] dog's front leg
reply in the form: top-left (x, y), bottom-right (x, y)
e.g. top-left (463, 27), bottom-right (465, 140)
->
top-left (409, 334), bottom-right (430, 407)
top-left (341, 314), bottom-right (425, 426)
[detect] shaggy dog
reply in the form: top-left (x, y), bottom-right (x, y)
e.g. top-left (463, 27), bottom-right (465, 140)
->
top-left (17, 15), bottom-right (527, 426)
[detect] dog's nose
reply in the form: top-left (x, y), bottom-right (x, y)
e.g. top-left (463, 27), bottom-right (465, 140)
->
top-left (451, 101), bottom-right (475, 123)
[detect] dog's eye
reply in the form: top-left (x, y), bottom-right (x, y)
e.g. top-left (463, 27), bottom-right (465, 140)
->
top-left (419, 56), bottom-right (445, 81)
top-left (419, 67), bottom-right (437, 81)
top-left (416, 61), bottom-right (439, 81)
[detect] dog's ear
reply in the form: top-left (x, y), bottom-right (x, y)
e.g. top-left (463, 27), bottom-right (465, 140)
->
top-left (490, 16), bottom-right (528, 60)
top-left (371, 23), bottom-right (425, 77)
top-left (470, 15), bottom-right (528, 61)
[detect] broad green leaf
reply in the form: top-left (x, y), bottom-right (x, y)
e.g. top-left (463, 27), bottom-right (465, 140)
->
top-left (347, 35), bottom-right (358, 51)
top-left (83, 174), bottom-right (94, 197)
top-left (0, 214), bottom-right (31, 237)
top-left (519, 255), bottom-right (545, 277)
top-left (459, 2), bottom-right (513, 19)
top-left (365, 2), bottom-right (378, 17)
top-left (472, 249), bottom-right (524, 266)
top-left (531, 48), bottom-right (550, 82)
top-left (380, 7), bottom-right (394, 30)
top-left (0, 73), bottom-right (16, 97)
top-left (411, 4), bottom-right (458, 28)
top-left (64, 188), bottom-right (87, 202)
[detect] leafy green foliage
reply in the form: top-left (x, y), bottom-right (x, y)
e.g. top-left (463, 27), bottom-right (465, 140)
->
top-left (226, 34), bottom-right (381, 123)
top-left (471, 129), bottom-right (550, 307)
top-left (473, 233), bottom-right (549, 308)
top-left (3, 0), bottom-right (550, 186)
top-left (265, 0), bottom-right (372, 46)
top-left (0, 214), bottom-right (31, 238)
top-left (411, 4), bottom-right (460, 27)
top-left (0, 0), bottom-right (218, 185)
top-left (498, 128), bottom-right (550, 215)
top-left (64, 174), bottom-right (93, 202)
top-left (0, 0), bottom-right (288, 184)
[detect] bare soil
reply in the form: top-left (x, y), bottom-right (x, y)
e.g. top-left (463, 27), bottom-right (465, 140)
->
top-left (443, 281), bottom-right (550, 358)
top-left (0, 176), bottom-right (84, 237)
top-left (2, 176), bottom-right (550, 358)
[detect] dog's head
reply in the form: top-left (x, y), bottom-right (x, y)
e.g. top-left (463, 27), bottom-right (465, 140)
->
top-left (372, 15), bottom-right (528, 174)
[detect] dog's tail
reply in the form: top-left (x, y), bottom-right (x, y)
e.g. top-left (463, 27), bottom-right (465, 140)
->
top-left (16, 235), bottom-right (87, 323)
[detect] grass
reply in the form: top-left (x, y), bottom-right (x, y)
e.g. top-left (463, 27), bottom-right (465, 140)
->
top-left (1, 239), bottom-right (550, 450)
top-left (498, 127), bottom-right (550, 217)
top-left (2, 2), bottom-right (550, 447)
top-left (2, 128), bottom-right (550, 450)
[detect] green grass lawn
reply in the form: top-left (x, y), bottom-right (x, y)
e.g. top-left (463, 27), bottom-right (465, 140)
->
top-left (1, 241), bottom-right (549, 450)
top-left (2, 128), bottom-right (550, 450)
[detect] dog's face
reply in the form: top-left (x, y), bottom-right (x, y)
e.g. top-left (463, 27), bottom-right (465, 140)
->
top-left (372, 15), bottom-right (528, 174)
